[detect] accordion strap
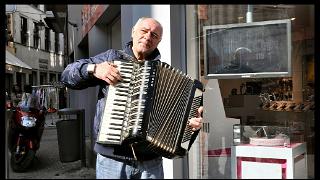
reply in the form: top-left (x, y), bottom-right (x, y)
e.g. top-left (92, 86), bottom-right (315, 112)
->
top-left (188, 129), bottom-right (200, 151)
top-left (130, 144), bottom-right (138, 161)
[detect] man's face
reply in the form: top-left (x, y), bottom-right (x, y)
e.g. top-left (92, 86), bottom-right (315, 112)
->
top-left (131, 18), bottom-right (162, 58)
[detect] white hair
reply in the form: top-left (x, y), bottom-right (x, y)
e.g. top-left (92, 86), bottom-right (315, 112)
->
top-left (133, 17), bottom-right (163, 37)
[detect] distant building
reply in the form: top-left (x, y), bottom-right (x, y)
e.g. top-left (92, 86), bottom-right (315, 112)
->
top-left (5, 4), bottom-right (65, 93)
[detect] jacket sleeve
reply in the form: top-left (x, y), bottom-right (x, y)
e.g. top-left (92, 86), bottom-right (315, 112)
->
top-left (60, 50), bottom-right (114, 90)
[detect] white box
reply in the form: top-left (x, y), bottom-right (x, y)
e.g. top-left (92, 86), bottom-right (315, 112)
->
top-left (231, 143), bottom-right (307, 179)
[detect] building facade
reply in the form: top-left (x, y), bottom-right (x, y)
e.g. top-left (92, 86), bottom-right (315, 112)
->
top-left (5, 4), bottom-right (65, 93)
top-left (65, 4), bottom-right (315, 179)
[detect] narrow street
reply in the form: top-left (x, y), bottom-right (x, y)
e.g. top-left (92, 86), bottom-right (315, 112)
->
top-left (7, 114), bottom-right (96, 179)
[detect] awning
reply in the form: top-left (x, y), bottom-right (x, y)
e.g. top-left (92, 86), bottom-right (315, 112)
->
top-left (6, 50), bottom-right (32, 70)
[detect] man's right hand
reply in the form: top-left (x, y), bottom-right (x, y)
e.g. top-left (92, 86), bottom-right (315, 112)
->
top-left (93, 61), bottom-right (122, 86)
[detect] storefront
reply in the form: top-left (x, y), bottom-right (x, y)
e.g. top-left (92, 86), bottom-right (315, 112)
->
top-left (185, 5), bottom-right (314, 179)
top-left (5, 49), bottom-right (32, 93)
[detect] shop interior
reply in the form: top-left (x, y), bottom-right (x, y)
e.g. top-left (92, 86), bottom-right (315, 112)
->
top-left (196, 5), bottom-right (314, 178)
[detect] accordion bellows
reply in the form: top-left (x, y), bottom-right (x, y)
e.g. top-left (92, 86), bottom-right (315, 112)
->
top-left (97, 59), bottom-right (204, 159)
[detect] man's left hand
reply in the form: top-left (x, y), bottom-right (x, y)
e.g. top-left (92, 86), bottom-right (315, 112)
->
top-left (188, 106), bottom-right (204, 131)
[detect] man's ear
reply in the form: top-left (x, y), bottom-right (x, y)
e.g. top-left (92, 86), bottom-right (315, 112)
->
top-left (131, 27), bottom-right (135, 38)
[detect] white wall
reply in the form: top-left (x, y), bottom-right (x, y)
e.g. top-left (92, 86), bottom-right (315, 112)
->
top-left (121, 5), bottom-right (185, 179)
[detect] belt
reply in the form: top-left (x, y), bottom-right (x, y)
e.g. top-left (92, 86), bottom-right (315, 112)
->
top-left (101, 153), bottom-right (160, 162)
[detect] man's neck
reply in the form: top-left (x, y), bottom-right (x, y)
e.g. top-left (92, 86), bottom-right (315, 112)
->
top-left (133, 51), bottom-right (145, 61)
top-left (132, 47), bottom-right (151, 61)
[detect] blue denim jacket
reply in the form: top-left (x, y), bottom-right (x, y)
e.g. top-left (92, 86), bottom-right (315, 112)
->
top-left (61, 41), bottom-right (161, 160)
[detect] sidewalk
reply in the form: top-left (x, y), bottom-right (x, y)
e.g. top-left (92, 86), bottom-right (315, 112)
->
top-left (7, 113), bottom-right (96, 179)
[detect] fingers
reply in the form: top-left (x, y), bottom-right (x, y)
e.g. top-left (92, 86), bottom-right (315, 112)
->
top-left (189, 106), bottom-right (204, 131)
top-left (108, 63), bottom-right (123, 83)
top-left (188, 117), bottom-right (202, 131)
top-left (197, 106), bottom-right (204, 118)
top-left (106, 69), bottom-right (122, 83)
top-left (94, 62), bottom-right (122, 85)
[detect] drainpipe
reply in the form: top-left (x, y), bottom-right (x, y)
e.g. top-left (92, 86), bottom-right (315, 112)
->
top-left (65, 5), bottom-right (71, 108)
top-left (246, 5), bottom-right (253, 23)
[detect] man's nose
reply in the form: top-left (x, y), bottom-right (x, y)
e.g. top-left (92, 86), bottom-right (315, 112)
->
top-left (144, 32), bottom-right (152, 40)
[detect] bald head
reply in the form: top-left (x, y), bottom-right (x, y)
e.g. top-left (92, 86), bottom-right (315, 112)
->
top-left (131, 17), bottom-right (163, 60)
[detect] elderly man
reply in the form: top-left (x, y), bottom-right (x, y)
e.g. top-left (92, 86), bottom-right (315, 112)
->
top-left (61, 17), bottom-right (203, 179)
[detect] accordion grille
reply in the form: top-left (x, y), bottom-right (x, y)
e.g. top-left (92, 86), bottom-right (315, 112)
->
top-left (145, 63), bottom-right (195, 156)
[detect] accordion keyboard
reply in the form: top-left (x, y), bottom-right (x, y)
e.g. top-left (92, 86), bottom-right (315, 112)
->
top-left (97, 61), bottom-right (134, 144)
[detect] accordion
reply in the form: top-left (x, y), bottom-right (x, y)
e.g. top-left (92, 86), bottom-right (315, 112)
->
top-left (97, 59), bottom-right (204, 159)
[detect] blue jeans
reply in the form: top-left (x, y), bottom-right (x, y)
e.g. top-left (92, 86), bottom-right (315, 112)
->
top-left (96, 153), bottom-right (164, 179)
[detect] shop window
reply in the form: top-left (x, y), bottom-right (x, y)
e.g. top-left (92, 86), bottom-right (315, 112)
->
top-left (32, 71), bottom-right (37, 85)
top-left (28, 74), bottom-right (33, 86)
top-left (40, 72), bottom-right (47, 85)
top-left (186, 4), bottom-right (314, 179)
top-left (50, 73), bottom-right (56, 82)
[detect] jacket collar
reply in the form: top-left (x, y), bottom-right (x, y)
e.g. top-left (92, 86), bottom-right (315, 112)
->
top-left (124, 41), bottom-right (161, 61)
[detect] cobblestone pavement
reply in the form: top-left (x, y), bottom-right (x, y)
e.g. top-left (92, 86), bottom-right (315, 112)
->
top-left (7, 115), bottom-right (96, 179)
